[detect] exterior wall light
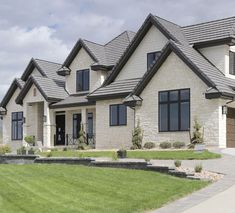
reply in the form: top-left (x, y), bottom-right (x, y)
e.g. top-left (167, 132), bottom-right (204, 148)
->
top-left (222, 105), bottom-right (228, 115)
top-left (43, 115), bottom-right (47, 123)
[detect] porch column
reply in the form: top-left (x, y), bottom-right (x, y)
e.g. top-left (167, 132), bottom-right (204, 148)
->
top-left (22, 103), bottom-right (28, 143)
top-left (81, 108), bottom-right (87, 132)
top-left (43, 102), bottom-right (56, 147)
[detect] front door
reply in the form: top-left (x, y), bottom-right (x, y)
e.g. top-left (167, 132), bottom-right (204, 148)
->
top-left (55, 114), bottom-right (65, 145)
top-left (227, 108), bottom-right (235, 147)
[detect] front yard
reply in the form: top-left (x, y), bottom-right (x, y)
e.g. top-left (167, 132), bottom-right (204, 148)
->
top-left (0, 164), bottom-right (208, 213)
top-left (40, 150), bottom-right (221, 160)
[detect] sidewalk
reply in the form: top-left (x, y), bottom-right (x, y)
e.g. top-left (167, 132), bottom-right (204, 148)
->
top-left (151, 149), bottom-right (235, 213)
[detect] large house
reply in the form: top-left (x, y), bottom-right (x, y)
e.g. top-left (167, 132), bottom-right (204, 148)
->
top-left (1, 14), bottom-right (235, 149)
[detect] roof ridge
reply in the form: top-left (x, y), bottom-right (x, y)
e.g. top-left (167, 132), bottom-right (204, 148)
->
top-left (82, 39), bottom-right (104, 47)
top-left (182, 15), bottom-right (235, 28)
top-left (104, 30), bottom-right (132, 46)
top-left (34, 58), bottom-right (62, 65)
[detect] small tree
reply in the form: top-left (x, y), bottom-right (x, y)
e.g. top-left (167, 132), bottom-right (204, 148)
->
top-left (191, 119), bottom-right (203, 145)
top-left (77, 123), bottom-right (87, 150)
top-left (24, 135), bottom-right (35, 146)
top-left (131, 119), bottom-right (143, 149)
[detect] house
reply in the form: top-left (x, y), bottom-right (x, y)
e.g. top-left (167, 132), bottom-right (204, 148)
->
top-left (2, 14), bottom-right (235, 149)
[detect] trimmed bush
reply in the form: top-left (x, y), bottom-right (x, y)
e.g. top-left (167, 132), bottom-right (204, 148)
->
top-left (46, 152), bottom-right (52, 157)
top-left (173, 141), bottom-right (185, 149)
top-left (0, 144), bottom-right (11, 155)
top-left (24, 135), bottom-right (35, 146)
top-left (194, 164), bottom-right (203, 173)
top-left (159, 142), bottom-right (172, 149)
top-left (174, 160), bottom-right (181, 167)
top-left (144, 142), bottom-right (155, 149)
top-left (117, 149), bottom-right (127, 158)
top-left (77, 143), bottom-right (87, 150)
top-left (131, 120), bottom-right (143, 149)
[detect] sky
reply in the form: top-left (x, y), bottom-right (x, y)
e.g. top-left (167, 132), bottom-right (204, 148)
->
top-left (1, 0), bottom-right (235, 100)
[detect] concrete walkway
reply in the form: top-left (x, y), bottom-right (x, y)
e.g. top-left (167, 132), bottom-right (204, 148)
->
top-left (151, 149), bottom-right (235, 213)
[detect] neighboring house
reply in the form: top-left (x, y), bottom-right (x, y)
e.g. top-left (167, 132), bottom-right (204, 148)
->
top-left (2, 14), bottom-right (235, 149)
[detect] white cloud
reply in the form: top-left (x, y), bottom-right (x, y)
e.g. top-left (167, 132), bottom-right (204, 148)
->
top-left (0, 26), bottom-right (69, 98)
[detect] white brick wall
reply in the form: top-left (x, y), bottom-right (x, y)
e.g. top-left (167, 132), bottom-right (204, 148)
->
top-left (199, 45), bottom-right (229, 75)
top-left (136, 52), bottom-right (224, 147)
top-left (96, 99), bottom-right (134, 149)
top-left (2, 88), bottom-right (23, 147)
top-left (115, 26), bottom-right (168, 80)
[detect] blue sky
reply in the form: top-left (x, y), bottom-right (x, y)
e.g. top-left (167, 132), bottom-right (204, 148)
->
top-left (0, 0), bottom-right (235, 99)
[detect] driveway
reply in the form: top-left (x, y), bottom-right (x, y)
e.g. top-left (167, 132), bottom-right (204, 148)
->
top-left (150, 149), bottom-right (235, 213)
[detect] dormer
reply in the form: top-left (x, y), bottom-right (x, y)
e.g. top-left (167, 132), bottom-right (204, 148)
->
top-left (58, 31), bottom-right (136, 95)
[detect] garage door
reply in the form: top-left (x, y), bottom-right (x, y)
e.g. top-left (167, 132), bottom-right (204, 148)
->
top-left (227, 108), bottom-right (235, 148)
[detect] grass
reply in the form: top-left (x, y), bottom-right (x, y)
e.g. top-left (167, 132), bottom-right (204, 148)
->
top-left (0, 164), bottom-right (208, 213)
top-left (40, 150), bottom-right (221, 160)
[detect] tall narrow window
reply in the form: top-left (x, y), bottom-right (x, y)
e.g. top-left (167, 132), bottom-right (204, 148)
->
top-left (73, 114), bottom-right (81, 139)
top-left (76, 69), bottom-right (89, 91)
top-left (229, 51), bottom-right (235, 75)
top-left (12, 112), bottom-right (23, 140)
top-left (147, 51), bottom-right (161, 69)
top-left (159, 89), bottom-right (190, 132)
top-left (110, 104), bottom-right (127, 126)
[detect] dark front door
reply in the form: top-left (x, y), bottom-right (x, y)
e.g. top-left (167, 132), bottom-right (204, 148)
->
top-left (227, 108), bottom-right (235, 148)
top-left (55, 114), bottom-right (65, 145)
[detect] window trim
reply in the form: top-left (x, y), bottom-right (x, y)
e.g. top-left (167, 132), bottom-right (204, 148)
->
top-left (147, 51), bottom-right (162, 69)
top-left (109, 104), bottom-right (127, 126)
top-left (76, 69), bottom-right (90, 92)
top-left (11, 111), bottom-right (23, 140)
top-left (158, 88), bottom-right (190, 132)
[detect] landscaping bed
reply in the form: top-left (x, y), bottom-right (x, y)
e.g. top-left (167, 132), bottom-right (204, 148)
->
top-left (40, 150), bottom-right (221, 160)
top-left (0, 164), bottom-right (208, 213)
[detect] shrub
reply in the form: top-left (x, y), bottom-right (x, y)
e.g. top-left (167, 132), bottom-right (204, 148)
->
top-left (144, 142), bottom-right (155, 149)
top-left (112, 152), bottom-right (118, 161)
top-left (24, 135), bottom-right (35, 146)
top-left (174, 160), bottom-right (181, 167)
top-left (77, 143), bottom-right (87, 150)
top-left (63, 147), bottom-right (68, 151)
top-left (46, 152), bottom-right (52, 157)
top-left (131, 119), bottom-right (143, 149)
top-left (194, 164), bottom-right (203, 173)
top-left (173, 141), bottom-right (185, 149)
top-left (28, 147), bottom-right (35, 155)
top-left (0, 144), bottom-right (11, 155)
top-left (159, 142), bottom-right (172, 149)
top-left (16, 146), bottom-right (26, 155)
top-left (78, 123), bottom-right (87, 145)
top-left (191, 119), bottom-right (204, 145)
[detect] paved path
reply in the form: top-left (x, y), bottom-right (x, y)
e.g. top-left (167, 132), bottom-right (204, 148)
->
top-left (150, 149), bottom-right (235, 213)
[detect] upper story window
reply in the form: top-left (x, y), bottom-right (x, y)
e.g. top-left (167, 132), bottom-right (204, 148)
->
top-left (159, 89), bottom-right (190, 132)
top-left (229, 51), bottom-right (235, 75)
top-left (76, 69), bottom-right (89, 92)
top-left (147, 51), bottom-right (161, 69)
top-left (110, 104), bottom-right (127, 126)
top-left (12, 112), bottom-right (23, 140)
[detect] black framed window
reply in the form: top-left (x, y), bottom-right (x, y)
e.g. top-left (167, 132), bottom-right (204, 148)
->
top-left (229, 51), bottom-right (235, 75)
top-left (76, 69), bottom-right (89, 91)
top-left (159, 89), bottom-right (190, 132)
top-left (12, 112), bottom-right (23, 140)
top-left (110, 104), bottom-right (127, 126)
top-left (147, 51), bottom-right (161, 69)
top-left (73, 114), bottom-right (81, 139)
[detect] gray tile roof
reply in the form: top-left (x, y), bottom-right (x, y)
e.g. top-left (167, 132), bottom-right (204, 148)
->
top-left (34, 59), bottom-right (64, 81)
top-left (64, 31), bottom-right (136, 68)
top-left (88, 78), bottom-right (141, 99)
top-left (50, 95), bottom-right (95, 108)
top-left (182, 16), bottom-right (235, 44)
top-left (16, 76), bottom-right (68, 104)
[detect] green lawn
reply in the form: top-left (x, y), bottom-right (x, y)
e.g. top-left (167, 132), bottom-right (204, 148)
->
top-left (40, 150), bottom-right (221, 160)
top-left (0, 164), bottom-right (208, 213)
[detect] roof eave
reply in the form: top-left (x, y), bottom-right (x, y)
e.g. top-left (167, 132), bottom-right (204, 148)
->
top-left (193, 37), bottom-right (235, 48)
top-left (91, 64), bottom-right (114, 71)
top-left (87, 92), bottom-right (130, 101)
